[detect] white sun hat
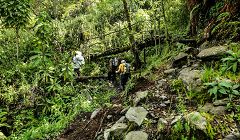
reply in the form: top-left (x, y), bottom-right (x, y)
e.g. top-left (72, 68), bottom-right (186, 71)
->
top-left (121, 60), bottom-right (126, 63)
top-left (75, 51), bottom-right (82, 56)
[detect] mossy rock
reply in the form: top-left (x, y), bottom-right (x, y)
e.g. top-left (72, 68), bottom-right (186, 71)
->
top-left (197, 46), bottom-right (228, 60)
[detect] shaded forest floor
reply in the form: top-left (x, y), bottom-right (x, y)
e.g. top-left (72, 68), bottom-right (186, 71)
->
top-left (57, 64), bottom-right (199, 140)
top-left (57, 68), bottom-right (165, 140)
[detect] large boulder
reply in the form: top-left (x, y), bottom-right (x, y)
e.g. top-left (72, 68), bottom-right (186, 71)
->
top-left (199, 41), bottom-right (210, 50)
top-left (213, 98), bottom-right (229, 106)
top-left (172, 52), bottom-right (188, 68)
top-left (210, 106), bottom-right (226, 115)
top-left (104, 123), bottom-right (128, 140)
top-left (178, 68), bottom-right (201, 85)
top-left (184, 112), bottom-right (207, 131)
top-left (125, 131), bottom-right (148, 140)
top-left (133, 91), bottom-right (148, 106)
top-left (174, 52), bottom-right (188, 62)
top-left (125, 107), bottom-right (148, 126)
top-left (178, 68), bottom-right (202, 91)
top-left (198, 103), bottom-right (214, 113)
top-left (183, 47), bottom-right (198, 55)
top-left (164, 68), bottom-right (176, 75)
top-left (197, 46), bottom-right (228, 59)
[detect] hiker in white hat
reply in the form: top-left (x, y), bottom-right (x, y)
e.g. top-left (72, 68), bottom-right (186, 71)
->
top-left (73, 51), bottom-right (85, 78)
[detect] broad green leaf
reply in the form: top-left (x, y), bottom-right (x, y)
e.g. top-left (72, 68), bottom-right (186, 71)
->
top-left (0, 123), bottom-right (10, 127)
top-left (232, 62), bottom-right (237, 73)
top-left (219, 88), bottom-right (227, 94)
top-left (219, 81), bottom-right (232, 88)
top-left (208, 88), bottom-right (217, 96)
top-left (233, 90), bottom-right (239, 95)
top-left (233, 84), bottom-right (240, 89)
top-left (212, 86), bottom-right (218, 94)
top-left (229, 94), bottom-right (233, 102)
top-left (0, 118), bottom-right (7, 124)
top-left (226, 50), bottom-right (234, 55)
top-left (0, 112), bottom-right (8, 118)
top-left (204, 82), bottom-right (217, 87)
top-left (222, 57), bottom-right (236, 62)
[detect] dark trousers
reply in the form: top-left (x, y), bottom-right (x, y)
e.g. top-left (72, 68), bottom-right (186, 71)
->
top-left (108, 71), bottom-right (116, 85)
top-left (108, 66), bottom-right (117, 84)
top-left (120, 73), bottom-right (130, 90)
top-left (74, 68), bottom-right (80, 77)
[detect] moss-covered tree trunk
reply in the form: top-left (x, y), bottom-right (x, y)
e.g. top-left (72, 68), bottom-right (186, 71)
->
top-left (16, 28), bottom-right (20, 61)
top-left (187, 0), bottom-right (201, 37)
top-left (161, 0), bottom-right (169, 42)
top-left (187, 0), bottom-right (240, 39)
top-left (122, 0), bottom-right (141, 70)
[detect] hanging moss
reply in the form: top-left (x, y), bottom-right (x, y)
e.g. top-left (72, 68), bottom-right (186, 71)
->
top-left (211, 20), bottom-right (240, 41)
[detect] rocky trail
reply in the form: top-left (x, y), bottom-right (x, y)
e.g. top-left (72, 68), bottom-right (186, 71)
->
top-left (57, 45), bottom-right (240, 140)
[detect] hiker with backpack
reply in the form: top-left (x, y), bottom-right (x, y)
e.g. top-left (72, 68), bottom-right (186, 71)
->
top-left (108, 57), bottom-right (119, 86)
top-left (73, 51), bottom-right (85, 78)
top-left (116, 60), bottom-right (131, 90)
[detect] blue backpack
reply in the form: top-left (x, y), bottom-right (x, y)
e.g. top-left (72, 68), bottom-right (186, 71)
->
top-left (123, 63), bottom-right (130, 74)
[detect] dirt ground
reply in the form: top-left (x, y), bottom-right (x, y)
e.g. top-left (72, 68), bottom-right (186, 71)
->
top-left (57, 77), bottom-right (153, 140)
top-left (57, 106), bottom-right (124, 140)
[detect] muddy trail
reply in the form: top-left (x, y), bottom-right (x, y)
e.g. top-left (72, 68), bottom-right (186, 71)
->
top-left (58, 107), bottom-right (123, 140)
top-left (57, 78), bottom-right (154, 140)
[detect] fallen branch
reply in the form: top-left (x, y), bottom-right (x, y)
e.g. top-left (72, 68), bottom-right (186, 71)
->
top-left (88, 35), bottom-right (165, 60)
top-left (88, 35), bottom-right (196, 61)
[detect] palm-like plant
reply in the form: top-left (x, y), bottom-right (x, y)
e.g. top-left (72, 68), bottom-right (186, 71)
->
top-left (221, 50), bottom-right (240, 73)
top-left (204, 79), bottom-right (240, 101)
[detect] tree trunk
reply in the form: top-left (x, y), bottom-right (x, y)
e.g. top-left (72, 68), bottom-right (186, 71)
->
top-left (187, 0), bottom-right (201, 37)
top-left (161, 0), bottom-right (169, 43)
top-left (122, 0), bottom-right (141, 70)
top-left (16, 28), bottom-right (20, 61)
top-left (190, 15), bottom-right (198, 36)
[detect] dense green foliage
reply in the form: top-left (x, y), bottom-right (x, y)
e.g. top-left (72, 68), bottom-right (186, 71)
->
top-left (221, 50), bottom-right (240, 73)
top-left (205, 79), bottom-right (239, 101)
top-left (0, 0), bottom-right (31, 29)
top-left (0, 0), bottom-right (239, 139)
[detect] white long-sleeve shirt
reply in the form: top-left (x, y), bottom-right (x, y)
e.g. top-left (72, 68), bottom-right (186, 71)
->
top-left (73, 54), bottom-right (85, 69)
